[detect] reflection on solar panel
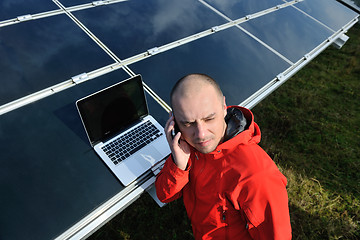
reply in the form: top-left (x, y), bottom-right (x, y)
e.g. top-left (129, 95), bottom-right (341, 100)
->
top-left (0, 1), bottom-right (358, 239)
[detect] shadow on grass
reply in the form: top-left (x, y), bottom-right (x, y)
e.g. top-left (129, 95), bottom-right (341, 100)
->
top-left (88, 191), bottom-right (360, 239)
top-left (290, 203), bottom-right (360, 240)
top-left (87, 195), bottom-right (193, 240)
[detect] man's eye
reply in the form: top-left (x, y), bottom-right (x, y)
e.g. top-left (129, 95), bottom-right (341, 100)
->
top-left (205, 118), bottom-right (214, 122)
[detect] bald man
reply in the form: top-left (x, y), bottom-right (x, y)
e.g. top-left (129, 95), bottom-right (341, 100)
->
top-left (156, 74), bottom-right (291, 240)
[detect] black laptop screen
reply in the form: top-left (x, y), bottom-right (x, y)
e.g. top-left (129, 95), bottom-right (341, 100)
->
top-left (77, 75), bottom-right (148, 145)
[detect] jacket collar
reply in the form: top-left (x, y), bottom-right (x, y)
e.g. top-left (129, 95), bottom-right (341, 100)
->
top-left (193, 106), bottom-right (261, 158)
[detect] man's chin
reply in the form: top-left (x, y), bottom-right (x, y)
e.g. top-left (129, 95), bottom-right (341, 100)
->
top-left (194, 143), bottom-right (217, 154)
top-left (198, 148), bottom-right (215, 154)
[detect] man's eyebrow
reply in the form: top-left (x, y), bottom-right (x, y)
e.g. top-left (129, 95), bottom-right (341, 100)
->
top-left (179, 119), bottom-right (194, 125)
top-left (179, 113), bottom-right (216, 125)
top-left (203, 113), bottom-right (216, 120)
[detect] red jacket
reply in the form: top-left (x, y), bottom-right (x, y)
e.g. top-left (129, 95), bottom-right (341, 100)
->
top-left (156, 106), bottom-right (291, 239)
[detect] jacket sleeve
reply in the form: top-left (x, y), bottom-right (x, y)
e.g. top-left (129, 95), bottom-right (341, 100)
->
top-left (155, 155), bottom-right (190, 203)
top-left (239, 170), bottom-right (292, 240)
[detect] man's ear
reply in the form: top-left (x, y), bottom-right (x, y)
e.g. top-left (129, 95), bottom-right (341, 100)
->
top-left (223, 96), bottom-right (227, 116)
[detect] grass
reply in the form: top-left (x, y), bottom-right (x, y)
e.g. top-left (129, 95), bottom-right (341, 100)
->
top-left (254, 23), bottom-right (360, 239)
top-left (88, 23), bottom-right (360, 239)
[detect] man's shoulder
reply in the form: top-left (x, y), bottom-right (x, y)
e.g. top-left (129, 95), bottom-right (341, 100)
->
top-left (227, 145), bottom-right (280, 176)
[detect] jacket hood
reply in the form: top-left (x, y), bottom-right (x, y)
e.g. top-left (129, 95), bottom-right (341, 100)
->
top-left (224, 106), bottom-right (249, 141)
top-left (211, 106), bottom-right (261, 154)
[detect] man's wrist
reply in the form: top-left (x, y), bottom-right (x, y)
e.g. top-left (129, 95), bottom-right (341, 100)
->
top-left (171, 154), bottom-right (189, 171)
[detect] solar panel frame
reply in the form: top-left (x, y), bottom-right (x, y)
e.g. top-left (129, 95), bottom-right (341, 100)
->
top-left (0, 1), bottom-right (358, 239)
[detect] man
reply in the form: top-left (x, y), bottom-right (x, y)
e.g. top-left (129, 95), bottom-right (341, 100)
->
top-left (155, 74), bottom-right (291, 239)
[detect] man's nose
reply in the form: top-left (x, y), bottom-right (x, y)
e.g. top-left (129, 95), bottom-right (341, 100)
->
top-left (194, 122), bottom-right (206, 139)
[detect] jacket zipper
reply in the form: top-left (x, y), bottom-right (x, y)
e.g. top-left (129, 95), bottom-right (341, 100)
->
top-left (190, 153), bottom-right (204, 221)
top-left (222, 206), bottom-right (229, 239)
top-left (221, 156), bottom-right (229, 239)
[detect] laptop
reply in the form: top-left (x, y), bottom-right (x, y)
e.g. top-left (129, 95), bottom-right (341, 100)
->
top-left (76, 75), bottom-right (170, 186)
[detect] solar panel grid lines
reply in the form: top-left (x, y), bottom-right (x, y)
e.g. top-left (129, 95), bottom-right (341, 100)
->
top-left (286, 2), bottom-right (336, 33)
top-left (52, 0), bottom-right (123, 63)
top-left (0, 0), bottom-right (358, 116)
top-left (240, 15), bottom-right (359, 110)
top-left (0, 0), bottom-right (128, 27)
top-left (0, 0), bottom-right (304, 116)
top-left (199, 0), bottom-right (296, 65)
top-left (55, 171), bottom-right (156, 240)
top-left (121, 64), bottom-right (172, 112)
top-left (0, 63), bottom-right (124, 115)
top-left (0, 1), bottom-right (359, 240)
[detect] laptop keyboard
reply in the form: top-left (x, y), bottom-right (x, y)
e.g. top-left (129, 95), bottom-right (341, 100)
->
top-left (101, 120), bottom-right (163, 165)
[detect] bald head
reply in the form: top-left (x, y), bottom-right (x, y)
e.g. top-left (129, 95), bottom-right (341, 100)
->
top-left (169, 73), bottom-right (227, 153)
top-left (170, 74), bottom-right (223, 108)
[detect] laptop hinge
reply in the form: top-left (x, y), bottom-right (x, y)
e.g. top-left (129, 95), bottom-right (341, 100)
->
top-left (91, 140), bottom-right (102, 147)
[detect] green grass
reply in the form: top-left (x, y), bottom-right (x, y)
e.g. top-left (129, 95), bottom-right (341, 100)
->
top-left (88, 23), bottom-right (360, 239)
top-left (254, 23), bottom-right (360, 239)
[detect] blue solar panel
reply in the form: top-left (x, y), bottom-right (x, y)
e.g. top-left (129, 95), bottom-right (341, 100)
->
top-left (339, 0), bottom-right (360, 13)
top-left (0, 69), bottom-right (132, 240)
top-left (131, 26), bottom-right (290, 106)
top-left (292, 0), bottom-right (359, 30)
top-left (0, 68), bottom-right (171, 240)
top-left (0, 14), bottom-right (114, 105)
top-left (73, 0), bottom-right (227, 59)
top-left (0, 0), bottom-right (358, 239)
top-left (202, 0), bottom-right (284, 19)
top-left (240, 6), bottom-right (334, 63)
top-left (0, 0), bottom-right (57, 21)
top-left (60, 0), bottom-right (98, 6)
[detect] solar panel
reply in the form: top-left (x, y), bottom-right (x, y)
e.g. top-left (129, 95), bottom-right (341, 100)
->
top-left (73, 0), bottom-right (227, 59)
top-left (0, 0), bottom-right (57, 21)
top-left (0, 14), bottom-right (114, 105)
top-left (240, 6), bottom-right (334, 63)
top-left (293, 0), bottom-right (359, 30)
top-left (0, 1), bottom-right (358, 239)
top-left (202, 0), bottom-right (285, 19)
top-left (131, 26), bottom-right (290, 105)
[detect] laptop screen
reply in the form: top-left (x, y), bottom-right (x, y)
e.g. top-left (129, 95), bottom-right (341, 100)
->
top-left (77, 75), bottom-right (148, 145)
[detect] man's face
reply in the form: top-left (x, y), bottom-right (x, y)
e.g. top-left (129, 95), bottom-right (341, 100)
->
top-left (173, 84), bottom-right (227, 154)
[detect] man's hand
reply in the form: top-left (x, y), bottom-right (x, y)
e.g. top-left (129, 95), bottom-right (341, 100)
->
top-left (165, 112), bottom-right (190, 170)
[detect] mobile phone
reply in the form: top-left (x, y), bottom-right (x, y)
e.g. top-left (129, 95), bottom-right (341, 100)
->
top-left (171, 118), bottom-right (180, 139)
